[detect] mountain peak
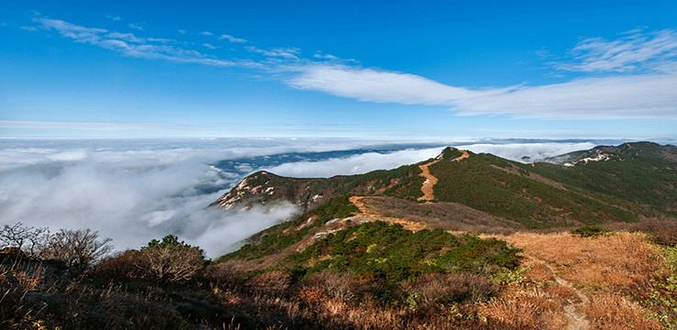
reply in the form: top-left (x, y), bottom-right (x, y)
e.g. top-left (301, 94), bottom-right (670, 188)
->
top-left (438, 146), bottom-right (468, 160)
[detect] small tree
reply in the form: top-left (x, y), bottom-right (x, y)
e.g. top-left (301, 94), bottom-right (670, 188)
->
top-left (0, 222), bottom-right (50, 257)
top-left (42, 229), bottom-right (113, 271)
top-left (139, 235), bottom-right (205, 283)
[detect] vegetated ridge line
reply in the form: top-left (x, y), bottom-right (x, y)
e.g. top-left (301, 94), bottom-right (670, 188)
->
top-left (417, 150), bottom-right (469, 202)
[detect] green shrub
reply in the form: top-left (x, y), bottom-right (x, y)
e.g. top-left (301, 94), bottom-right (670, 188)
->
top-left (217, 195), bottom-right (358, 263)
top-left (287, 221), bottom-right (520, 284)
top-left (571, 225), bottom-right (606, 238)
top-left (429, 153), bottom-right (636, 228)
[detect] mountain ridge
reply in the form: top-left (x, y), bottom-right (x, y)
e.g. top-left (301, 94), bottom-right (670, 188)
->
top-left (213, 142), bottom-right (677, 229)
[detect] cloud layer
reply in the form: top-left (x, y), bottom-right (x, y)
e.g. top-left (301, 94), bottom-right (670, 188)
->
top-left (457, 142), bottom-right (596, 162)
top-left (0, 140), bottom-right (300, 257)
top-left (0, 139), bottom-right (602, 256)
top-left (0, 139), bottom-right (442, 256)
top-left (0, 139), bottom-right (391, 257)
top-left (266, 147), bottom-right (443, 178)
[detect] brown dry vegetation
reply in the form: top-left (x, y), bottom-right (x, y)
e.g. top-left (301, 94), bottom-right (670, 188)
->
top-left (3, 218), bottom-right (677, 329)
top-left (500, 231), bottom-right (661, 291)
top-left (609, 217), bottom-right (677, 246)
top-left (216, 196), bottom-right (677, 330)
top-left (586, 293), bottom-right (661, 330)
top-left (364, 195), bottom-right (524, 234)
top-left (493, 231), bottom-right (665, 330)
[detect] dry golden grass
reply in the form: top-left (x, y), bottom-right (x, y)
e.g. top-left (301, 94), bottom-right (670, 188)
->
top-left (499, 231), bottom-right (661, 291)
top-left (585, 293), bottom-right (661, 330)
top-left (521, 257), bottom-right (556, 282)
top-left (478, 283), bottom-right (569, 330)
top-left (491, 231), bottom-right (667, 330)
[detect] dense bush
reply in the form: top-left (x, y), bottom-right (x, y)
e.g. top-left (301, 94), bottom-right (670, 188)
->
top-left (571, 225), bottom-right (606, 237)
top-left (139, 235), bottom-right (205, 283)
top-left (94, 235), bottom-right (205, 284)
top-left (402, 272), bottom-right (497, 309)
top-left (92, 249), bottom-right (144, 283)
top-left (289, 221), bottom-right (520, 284)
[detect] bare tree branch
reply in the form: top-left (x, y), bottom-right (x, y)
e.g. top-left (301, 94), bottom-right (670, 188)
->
top-left (0, 222), bottom-right (50, 257)
top-left (42, 229), bottom-right (113, 272)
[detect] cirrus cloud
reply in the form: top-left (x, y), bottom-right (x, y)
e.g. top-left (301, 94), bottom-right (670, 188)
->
top-left (556, 29), bottom-right (677, 73)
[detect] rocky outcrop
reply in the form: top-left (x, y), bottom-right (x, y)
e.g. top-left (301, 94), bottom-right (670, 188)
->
top-left (210, 171), bottom-right (335, 212)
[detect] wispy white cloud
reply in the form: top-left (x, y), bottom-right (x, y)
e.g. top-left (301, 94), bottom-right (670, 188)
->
top-left (286, 28), bottom-right (677, 119)
top-left (556, 29), bottom-right (677, 73)
top-left (452, 73), bottom-right (677, 118)
top-left (219, 33), bottom-right (247, 43)
top-left (287, 64), bottom-right (486, 105)
top-left (105, 31), bottom-right (144, 43)
top-left (202, 43), bottom-right (217, 50)
top-left (37, 18), bottom-right (238, 67)
top-left (313, 52), bottom-right (339, 60)
top-left (106, 15), bottom-right (122, 21)
top-left (246, 45), bottom-right (300, 59)
top-left (177, 29), bottom-right (186, 34)
top-left (201, 30), bottom-right (213, 36)
top-left (127, 22), bottom-right (144, 31)
top-left (287, 61), bottom-right (677, 118)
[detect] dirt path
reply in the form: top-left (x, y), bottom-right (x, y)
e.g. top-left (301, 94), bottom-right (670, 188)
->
top-left (536, 258), bottom-right (590, 330)
top-left (350, 195), bottom-right (380, 218)
top-left (417, 150), bottom-right (469, 202)
top-left (482, 232), bottom-right (590, 330)
top-left (349, 196), bottom-right (427, 231)
top-left (525, 255), bottom-right (590, 330)
top-left (417, 159), bottom-right (441, 202)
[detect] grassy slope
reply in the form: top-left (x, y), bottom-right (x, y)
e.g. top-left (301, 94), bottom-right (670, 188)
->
top-left (531, 146), bottom-right (677, 216)
top-left (430, 152), bottom-right (637, 228)
top-left (217, 195), bottom-right (358, 263)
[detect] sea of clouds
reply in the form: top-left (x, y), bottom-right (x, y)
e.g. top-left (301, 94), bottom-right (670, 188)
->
top-left (0, 138), bottom-right (608, 257)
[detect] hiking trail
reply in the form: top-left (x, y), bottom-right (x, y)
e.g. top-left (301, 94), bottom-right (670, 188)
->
top-left (527, 255), bottom-right (590, 330)
top-left (417, 150), bottom-right (469, 202)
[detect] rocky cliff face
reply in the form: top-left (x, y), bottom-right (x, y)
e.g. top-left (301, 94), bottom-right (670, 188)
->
top-left (210, 171), bottom-right (335, 212)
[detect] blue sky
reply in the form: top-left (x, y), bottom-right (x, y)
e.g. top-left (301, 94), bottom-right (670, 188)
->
top-left (1, 0), bottom-right (676, 139)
